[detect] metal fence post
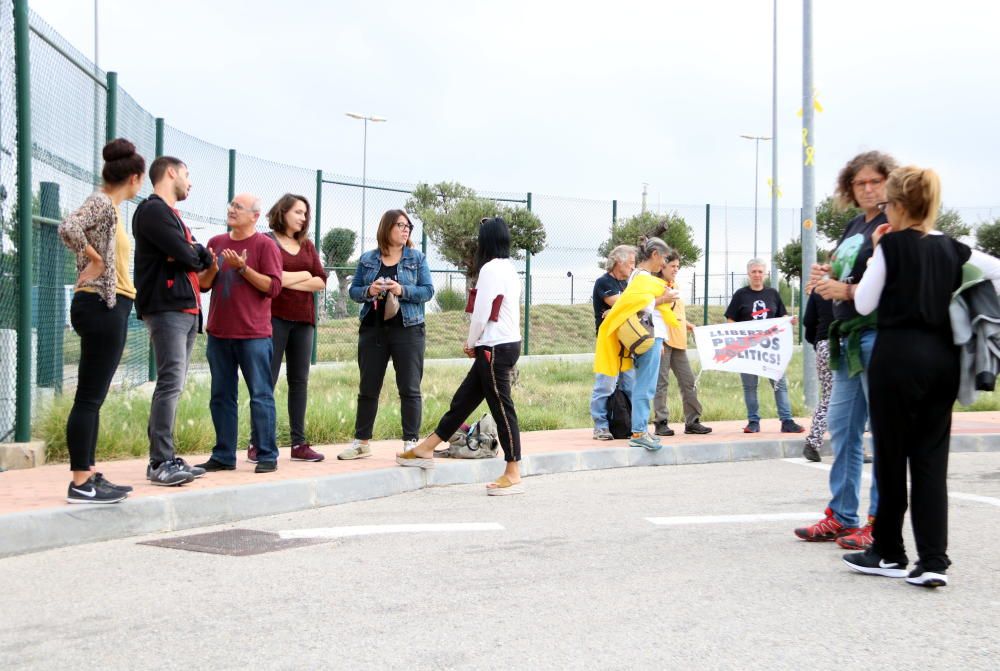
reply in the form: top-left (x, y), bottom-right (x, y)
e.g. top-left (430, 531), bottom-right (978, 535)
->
top-left (523, 192), bottom-right (532, 355)
top-left (105, 71), bottom-right (117, 142)
top-left (312, 169), bottom-right (322, 365)
top-left (227, 149), bottom-right (236, 204)
top-left (703, 204), bottom-right (710, 325)
top-left (37, 182), bottom-right (63, 390)
top-left (14, 0), bottom-right (33, 442)
top-left (612, 199), bottom-right (617, 228)
top-left (147, 118), bottom-right (165, 382)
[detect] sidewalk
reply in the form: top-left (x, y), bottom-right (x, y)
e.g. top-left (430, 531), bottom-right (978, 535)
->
top-left (3, 413), bottom-right (999, 557)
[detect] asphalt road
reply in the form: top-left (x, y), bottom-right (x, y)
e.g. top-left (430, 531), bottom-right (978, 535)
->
top-left (2, 453), bottom-right (998, 670)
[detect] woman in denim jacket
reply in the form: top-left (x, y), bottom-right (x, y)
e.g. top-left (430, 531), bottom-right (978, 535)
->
top-left (339, 210), bottom-right (434, 459)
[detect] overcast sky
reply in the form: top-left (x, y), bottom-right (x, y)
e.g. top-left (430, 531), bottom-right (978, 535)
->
top-left (29, 0), bottom-right (1000, 211)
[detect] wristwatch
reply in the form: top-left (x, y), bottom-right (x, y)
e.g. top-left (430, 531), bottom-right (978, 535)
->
top-left (238, 265), bottom-right (248, 275)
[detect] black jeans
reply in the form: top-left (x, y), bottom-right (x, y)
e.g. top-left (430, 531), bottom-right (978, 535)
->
top-left (435, 341), bottom-right (522, 462)
top-left (66, 292), bottom-right (132, 472)
top-left (355, 324), bottom-right (426, 441)
top-left (869, 329), bottom-right (958, 572)
top-left (250, 317), bottom-right (314, 446)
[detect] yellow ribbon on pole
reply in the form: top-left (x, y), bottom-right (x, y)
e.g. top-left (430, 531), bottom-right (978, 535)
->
top-left (804, 146), bottom-right (815, 166)
top-left (796, 88), bottom-right (824, 117)
top-left (767, 178), bottom-right (782, 199)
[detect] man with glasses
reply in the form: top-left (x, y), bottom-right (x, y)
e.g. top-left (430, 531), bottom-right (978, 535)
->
top-left (195, 193), bottom-right (284, 474)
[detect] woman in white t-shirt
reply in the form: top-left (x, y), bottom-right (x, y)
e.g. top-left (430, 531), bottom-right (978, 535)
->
top-left (396, 217), bottom-right (525, 495)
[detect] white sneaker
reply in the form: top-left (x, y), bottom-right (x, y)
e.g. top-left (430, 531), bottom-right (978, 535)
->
top-left (337, 439), bottom-right (372, 460)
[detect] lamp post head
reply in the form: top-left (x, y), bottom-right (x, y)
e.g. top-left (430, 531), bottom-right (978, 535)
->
top-left (346, 112), bottom-right (387, 122)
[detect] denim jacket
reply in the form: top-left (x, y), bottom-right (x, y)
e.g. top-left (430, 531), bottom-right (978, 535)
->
top-left (349, 246), bottom-right (435, 327)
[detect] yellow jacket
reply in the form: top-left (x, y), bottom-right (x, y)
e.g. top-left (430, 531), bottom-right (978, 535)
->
top-left (594, 271), bottom-right (679, 376)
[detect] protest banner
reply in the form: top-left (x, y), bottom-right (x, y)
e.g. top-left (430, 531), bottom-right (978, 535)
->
top-left (692, 317), bottom-right (793, 381)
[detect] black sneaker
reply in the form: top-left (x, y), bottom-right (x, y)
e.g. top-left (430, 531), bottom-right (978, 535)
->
top-left (802, 443), bottom-right (822, 462)
top-left (67, 477), bottom-right (127, 504)
top-left (781, 419), bottom-right (805, 433)
top-left (195, 458), bottom-right (236, 472)
top-left (174, 457), bottom-right (206, 479)
top-left (654, 421), bottom-right (675, 437)
top-left (684, 422), bottom-right (712, 435)
top-left (93, 472), bottom-right (133, 493)
top-left (906, 564), bottom-right (948, 588)
top-left (147, 459), bottom-right (195, 487)
top-left (255, 461), bottom-right (277, 474)
top-left (743, 421), bottom-right (760, 433)
top-left (842, 549), bottom-right (908, 578)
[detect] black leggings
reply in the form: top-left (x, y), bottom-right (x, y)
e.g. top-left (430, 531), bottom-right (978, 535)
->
top-left (355, 324), bottom-right (426, 441)
top-left (435, 341), bottom-right (522, 462)
top-left (66, 292), bottom-right (131, 471)
top-left (270, 317), bottom-right (314, 446)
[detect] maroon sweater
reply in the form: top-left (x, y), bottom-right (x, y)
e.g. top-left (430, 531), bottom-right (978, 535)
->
top-left (270, 236), bottom-right (327, 325)
top-left (205, 232), bottom-right (283, 339)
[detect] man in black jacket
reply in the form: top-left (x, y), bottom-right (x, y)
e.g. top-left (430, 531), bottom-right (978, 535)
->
top-left (133, 156), bottom-right (214, 486)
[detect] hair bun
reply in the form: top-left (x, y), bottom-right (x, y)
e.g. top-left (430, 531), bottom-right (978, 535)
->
top-left (103, 138), bottom-right (136, 162)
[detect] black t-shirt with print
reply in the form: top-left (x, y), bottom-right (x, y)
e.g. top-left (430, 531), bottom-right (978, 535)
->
top-left (724, 286), bottom-right (787, 323)
top-left (361, 262), bottom-right (403, 328)
top-left (831, 211), bottom-right (887, 321)
top-left (592, 272), bottom-right (627, 332)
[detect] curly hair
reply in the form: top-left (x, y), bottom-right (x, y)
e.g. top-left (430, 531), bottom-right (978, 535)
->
top-left (834, 150), bottom-right (898, 209)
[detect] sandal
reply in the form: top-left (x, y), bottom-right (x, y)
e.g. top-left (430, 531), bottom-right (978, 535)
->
top-left (395, 449), bottom-right (434, 470)
top-left (486, 475), bottom-right (524, 496)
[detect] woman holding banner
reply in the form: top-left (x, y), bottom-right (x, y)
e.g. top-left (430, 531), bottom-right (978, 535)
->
top-left (594, 236), bottom-right (679, 451)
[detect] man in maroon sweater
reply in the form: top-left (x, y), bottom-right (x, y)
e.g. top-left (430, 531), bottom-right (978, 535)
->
top-left (195, 193), bottom-right (283, 473)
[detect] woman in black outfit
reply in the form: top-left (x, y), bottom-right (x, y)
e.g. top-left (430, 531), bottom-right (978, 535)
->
top-left (842, 166), bottom-right (997, 587)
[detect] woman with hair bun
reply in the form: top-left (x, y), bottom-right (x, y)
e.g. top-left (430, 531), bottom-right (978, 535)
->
top-left (842, 166), bottom-right (1000, 587)
top-left (58, 138), bottom-right (146, 504)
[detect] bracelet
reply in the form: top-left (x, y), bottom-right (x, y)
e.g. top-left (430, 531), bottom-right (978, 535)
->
top-left (846, 283), bottom-right (856, 300)
top-left (238, 265), bottom-right (248, 275)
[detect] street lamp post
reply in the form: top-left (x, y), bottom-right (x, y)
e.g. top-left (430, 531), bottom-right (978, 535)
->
top-left (739, 134), bottom-right (772, 258)
top-left (345, 112), bottom-right (386, 252)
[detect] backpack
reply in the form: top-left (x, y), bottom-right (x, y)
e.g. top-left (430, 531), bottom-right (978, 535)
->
top-left (607, 383), bottom-right (632, 439)
top-left (434, 414), bottom-right (500, 459)
top-left (617, 311), bottom-right (655, 359)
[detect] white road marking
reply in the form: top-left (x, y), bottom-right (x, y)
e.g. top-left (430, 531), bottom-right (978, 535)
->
top-left (279, 522), bottom-right (505, 539)
top-left (782, 458), bottom-right (1000, 508)
top-left (646, 513), bottom-right (820, 526)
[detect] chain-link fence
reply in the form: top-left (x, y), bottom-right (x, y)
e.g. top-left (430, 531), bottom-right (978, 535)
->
top-left (4, 1), bottom-right (1000, 441)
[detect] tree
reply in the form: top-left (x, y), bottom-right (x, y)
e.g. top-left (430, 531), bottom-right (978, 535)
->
top-left (321, 227), bottom-right (357, 318)
top-left (936, 207), bottom-right (971, 239)
top-left (816, 196), bottom-right (861, 245)
top-left (597, 211), bottom-right (701, 268)
top-left (405, 181), bottom-right (546, 281)
top-left (976, 218), bottom-right (1000, 258)
top-left (774, 237), bottom-right (802, 281)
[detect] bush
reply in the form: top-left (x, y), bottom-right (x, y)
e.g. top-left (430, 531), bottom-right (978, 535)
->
top-left (435, 286), bottom-right (466, 312)
top-left (976, 218), bottom-right (1000, 258)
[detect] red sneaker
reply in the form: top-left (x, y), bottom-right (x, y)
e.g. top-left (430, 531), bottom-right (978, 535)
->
top-left (794, 507), bottom-right (851, 542)
top-left (291, 443), bottom-right (325, 462)
top-left (246, 445), bottom-right (258, 463)
top-left (836, 516), bottom-right (874, 550)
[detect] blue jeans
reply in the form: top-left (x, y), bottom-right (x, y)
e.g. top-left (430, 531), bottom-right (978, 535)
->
top-left (630, 338), bottom-right (663, 434)
top-left (207, 335), bottom-right (278, 466)
top-left (740, 373), bottom-right (793, 422)
top-left (827, 329), bottom-right (878, 527)
top-left (590, 368), bottom-right (635, 429)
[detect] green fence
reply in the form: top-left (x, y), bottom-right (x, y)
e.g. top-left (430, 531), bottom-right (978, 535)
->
top-left (3, 0), bottom-right (999, 442)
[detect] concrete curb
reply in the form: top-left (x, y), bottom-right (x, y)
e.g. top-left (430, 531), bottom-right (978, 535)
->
top-left (2, 433), bottom-right (998, 558)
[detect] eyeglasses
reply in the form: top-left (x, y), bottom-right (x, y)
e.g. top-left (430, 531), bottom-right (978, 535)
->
top-left (228, 201), bottom-right (251, 212)
top-left (852, 177), bottom-right (885, 191)
top-left (876, 201), bottom-right (889, 213)
top-left (394, 221), bottom-right (413, 231)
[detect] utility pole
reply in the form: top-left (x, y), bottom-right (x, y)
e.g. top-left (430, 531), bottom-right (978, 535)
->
top-left (801, 0), bottom-right (818, 407)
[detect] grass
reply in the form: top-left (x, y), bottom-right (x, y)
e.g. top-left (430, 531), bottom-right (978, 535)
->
top-left (60, 303), bottom-right (737, 366)
top-left (34, 349), bottom-right (837, 463)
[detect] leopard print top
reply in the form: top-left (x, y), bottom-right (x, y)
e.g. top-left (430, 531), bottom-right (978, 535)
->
top-left (58, 191), bottom-right (120, 308)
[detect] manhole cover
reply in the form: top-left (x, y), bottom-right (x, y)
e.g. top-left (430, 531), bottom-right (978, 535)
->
top-left (139, 528), bottom-right (329, 556)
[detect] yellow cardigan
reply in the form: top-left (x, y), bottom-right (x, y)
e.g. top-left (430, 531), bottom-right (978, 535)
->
top-left (594, 272), bottom-right (679, 376)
